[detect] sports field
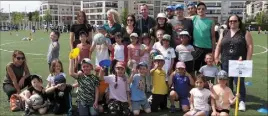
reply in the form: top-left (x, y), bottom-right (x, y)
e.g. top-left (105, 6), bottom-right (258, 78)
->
top-left (0, 30), bottom-right (267, 116)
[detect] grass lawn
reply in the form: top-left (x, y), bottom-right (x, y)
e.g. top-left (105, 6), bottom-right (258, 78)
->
top-left (0, 30), bottom-right (267, 116)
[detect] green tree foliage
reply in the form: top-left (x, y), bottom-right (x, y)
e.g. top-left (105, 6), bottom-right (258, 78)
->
top-left (121, 8), bottom-right (128, 27)
top-left (43, 9), bottom-right (52, 23)
top-left (255, 11), bottom-right (268, 24)
top-left (31, 11), bottom-right (40, 22)
top-left (11, 12), bottom-right (24, 24)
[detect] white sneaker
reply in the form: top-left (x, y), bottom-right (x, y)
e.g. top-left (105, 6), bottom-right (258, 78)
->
top-left (239, 101), bottom-right (246, 111)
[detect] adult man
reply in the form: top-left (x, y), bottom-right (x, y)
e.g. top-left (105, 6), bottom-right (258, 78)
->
top-left (136, 4), bottom-right (156, 34)
top-left (169, 4), bottom-right (193, 47)
top-left (166, 5), bottom-right (175, 22)
top-left (187, 2), bottom-right (197, 16)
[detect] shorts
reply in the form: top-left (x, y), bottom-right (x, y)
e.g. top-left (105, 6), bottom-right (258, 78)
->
top-left (108, 99), bottom-right (130, 115)
top-left (178, 98), bottom-right (190, 106)
top-left (190, 109), bottom-right (210, 116)
top-left (184, 61), bottom-right (194, 73)
top-left (216, 109), bottom-right (230, 114)
top-left (131, 99), bottom-right (151, 111)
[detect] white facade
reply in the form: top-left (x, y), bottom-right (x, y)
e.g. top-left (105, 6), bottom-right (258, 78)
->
top-left (246, 1), bottom-right (268, 17)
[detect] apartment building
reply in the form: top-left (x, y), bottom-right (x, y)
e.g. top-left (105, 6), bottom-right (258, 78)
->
top-left (40, 0), bottom-right (81, 25)
top-left (246, 1), bottom-right (268, 17)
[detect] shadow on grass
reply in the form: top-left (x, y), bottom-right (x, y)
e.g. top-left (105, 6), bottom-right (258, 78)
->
top-left (246, 94), bottom-right (268, 110)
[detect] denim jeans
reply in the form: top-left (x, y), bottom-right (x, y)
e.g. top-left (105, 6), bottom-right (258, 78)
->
top-left (222, 62), bottom-right (246, 102)
top-left (77, 101), bottom-right (98, 116)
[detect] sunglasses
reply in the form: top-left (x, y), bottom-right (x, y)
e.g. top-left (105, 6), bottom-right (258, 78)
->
top-left (197, 8), bottom-right (206, 10)
top-left (229, 20), bottom-right (238, 23)
top-left (127, 19), bottom-right (133, 21)
top-left (16, 57), bottom-right (25, 60)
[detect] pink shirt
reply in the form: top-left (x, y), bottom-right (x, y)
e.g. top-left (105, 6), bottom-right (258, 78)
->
top-left (104, 75), bottom-right (129, 102)
top-left (77, 44), bottom-right (91, 63)
top-left (127, 44), bottom-right (141, 63)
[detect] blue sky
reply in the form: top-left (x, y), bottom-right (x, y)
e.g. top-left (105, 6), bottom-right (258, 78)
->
top-left (0, 1), bottom-right (41, 13)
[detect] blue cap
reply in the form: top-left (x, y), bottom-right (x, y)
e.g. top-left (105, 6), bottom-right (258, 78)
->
top-left (166, 5), bottom-right (175, 11)
top-left (187, 2), bottom-right (196, 7)
top-left (137, 62), bottom-right (148, 68)
top-left (175, 4), bottom-right (184, 10)
top-left (97, 25), bottom-right (105, 30)
top-left (54, 75), bottom-right (66, 85)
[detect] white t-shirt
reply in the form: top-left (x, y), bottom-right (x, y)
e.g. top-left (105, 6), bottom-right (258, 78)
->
top-left (46, 73), bottom-right (66, 86)
top-left (104, 75), bottom-right (129, 102)
top-left (152, 42), bottom-right (162, 51)
top-left (94, 38), bottom-right (111, 66)
top-left (190, 88), bottom-right (211, 111)
top-left (114, 44), bottom-right (125, 62)
top-left (199, 65), bottom-right (219, 77)
top-left (159, 47), bottom-right (176, 80)
top-left (176, 44), bottom-right (195, 62)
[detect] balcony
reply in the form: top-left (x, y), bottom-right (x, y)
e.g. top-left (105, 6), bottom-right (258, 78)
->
top-left (206, 12), bottom-right (221, 14)
top-left (228, 12), bottom-right (243, 14)
top-left (95, 4), bottom-right (103, 7)
top-left (105, 5), bottom-right (118, 8)
top-left (207, 5), bottom-right (221, 7)
top-left (229, 6), bottom-right (246, 8)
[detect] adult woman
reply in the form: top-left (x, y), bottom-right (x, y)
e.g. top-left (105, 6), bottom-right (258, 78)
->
top-left (150, 13), bottom-right (173, 42)
top-left (121, 14), bottom-right (140, 45)
top-left (191, 2), bottom-right (216, 72)
top-left (69, 11), bottom-right (92, 49)
top-left (215, 15), bottom-right (253, 111)
top-left (103, 9), bottom-right (121, 44)
top-left (3, 50), bottom-right (31, 100)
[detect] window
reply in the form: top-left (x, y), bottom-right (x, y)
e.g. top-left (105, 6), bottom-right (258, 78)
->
top-left (155, 1), bottom-right (160, 6)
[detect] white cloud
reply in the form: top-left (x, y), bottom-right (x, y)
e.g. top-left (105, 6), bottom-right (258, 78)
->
top-left (0, 1), bottom-right (41, 13)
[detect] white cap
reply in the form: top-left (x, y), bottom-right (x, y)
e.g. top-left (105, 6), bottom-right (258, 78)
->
top-left (130, 33), bottom-right (138, 38)
top-left (179, 31), bottom-right (190, 36)
top-left (157, 13), bottom-right (166, 18)
top-left (81, 58), bottom-right (92, 65)
top-left (154, 55), bottom-right (165, 60)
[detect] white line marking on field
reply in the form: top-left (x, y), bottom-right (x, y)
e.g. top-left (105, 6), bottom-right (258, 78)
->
top-left (253, 45), bottom-right (268, 55)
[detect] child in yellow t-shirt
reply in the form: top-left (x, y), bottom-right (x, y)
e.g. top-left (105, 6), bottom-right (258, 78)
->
top-left (150, 55), bottom-right (168, 112)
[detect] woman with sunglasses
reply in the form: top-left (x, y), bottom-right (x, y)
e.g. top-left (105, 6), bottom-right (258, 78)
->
top-left (215, 15), bottom-right (253, 112)
top-left (121, 14), bottom-right (141, 45)
top-left (190, 2), bottom-right (216, 73)
top-left (69, 11), bottom-right (93, 49)
top-left (3, 50), bottom-right (31, 100)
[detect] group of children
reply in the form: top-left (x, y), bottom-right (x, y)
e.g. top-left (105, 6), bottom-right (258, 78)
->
top-left (18, 26), bottom-right (240, 116)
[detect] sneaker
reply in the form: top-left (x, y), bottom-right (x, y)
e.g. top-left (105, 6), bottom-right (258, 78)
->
top-left (24, 108), bottom-right (31, 116)
top-left (238, 101), bottom-right (246, 111)
top-left (170, 105), bottom-right (176, 113)
top-left (147, 95), bottom-right (152, 104)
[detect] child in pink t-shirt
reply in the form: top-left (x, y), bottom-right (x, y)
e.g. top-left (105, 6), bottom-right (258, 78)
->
top-left (75, 31), bottom-right (91, 71)
top-left (127, 33), bottom-right (142, 63)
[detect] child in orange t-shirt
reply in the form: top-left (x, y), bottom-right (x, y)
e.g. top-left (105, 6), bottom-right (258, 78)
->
top-left (95, 66), bottom-right (109, 113)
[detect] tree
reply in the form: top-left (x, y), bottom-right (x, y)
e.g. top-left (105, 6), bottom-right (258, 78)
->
top-left (255, 11), bottom-right (268, 24)
top-left (32, 11), bottom-right (40, 22)
top-left (121, 8), bottom-right (128, 27)
top-left (43, 9), bottom-right (52, 25)
top-left (11, 12), bottom-right (24, 24)
top-left (27, 12), bottom-right (33, 21)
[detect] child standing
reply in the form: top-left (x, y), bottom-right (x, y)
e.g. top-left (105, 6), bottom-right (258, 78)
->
top-left (184, 74), bottom-right (211, 116)
top-left (199, 53), bottom-right (219, 84)
top-left (47, 30), bottom-right (60, 70)
top-left (175, 31), bottom-right (195, 74)
top-left (150, 55), bottom-right (168, 112)
top-left (69, 58), bottom-right (99, 116)
top-left (99, 62), bottom-right (131, 116)
top-left (46, 59), bottom-right (66, 88)
top-left (129, 62), bottom-right (151, 115)
top-left (211, 70), bottom-right (239, 116)
top-left (159, 34), bottom-right (176, 81)
top-left (76, 31), bottom-right (91, 71)
top-left (45, 75), bottom-right (73, 116)
top-left (111, 32), bottom-right (128, 64)
top-left (169, 62), bottom-right (194, 113)
top-left (152, 29), bottom-right (164, 51)
top-left (127, 33), bottom-right (142, 63)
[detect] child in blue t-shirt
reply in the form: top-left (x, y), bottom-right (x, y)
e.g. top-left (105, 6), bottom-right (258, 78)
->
top-left (168, 62), bottom-right (194, 113)
top-left (129, 62), bottom-right (151, 115)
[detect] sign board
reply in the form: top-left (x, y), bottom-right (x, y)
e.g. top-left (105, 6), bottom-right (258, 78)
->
top-left (228, 60), bottom-right (253, 77)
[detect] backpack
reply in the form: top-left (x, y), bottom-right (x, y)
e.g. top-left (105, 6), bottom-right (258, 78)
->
top-left (10, 94), bottom-right (24, 111)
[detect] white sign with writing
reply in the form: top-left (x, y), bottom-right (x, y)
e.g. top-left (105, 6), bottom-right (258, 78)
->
top-left (228, 60), bottom-right (253, 77)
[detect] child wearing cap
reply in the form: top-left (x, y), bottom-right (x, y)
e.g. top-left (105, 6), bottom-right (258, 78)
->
top-left (129, 62), bottom-right (151, 115)
top-left (150, 55), bottom-right (169, 112)
top-left (199, 53), bottom-right (219, 85)
top-left (69, 58), bottom-right (99, 116)
top-left (20, 75), bottom-right (48, 116)
top-left (45, 75), bottom-right (73, 116)
top-left (175, 31), bottom-right (195, 75)
top-left (127, 33), bottom-right (142, 63)
top-left (110, 32), bottom-right (128, 64)
top-left (99, 61), bottom-right (131, 115)
top-left (75, 31), bottom-right (91, 72)
top-left (159, 34), bottom-right (176, 81)
top-left (169, 62), bottom-right (194, 113)
top-left (210, 70), bottom-right (239, 116)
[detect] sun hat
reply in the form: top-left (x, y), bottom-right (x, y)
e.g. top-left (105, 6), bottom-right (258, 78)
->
top-left (154, 55), bottom-right (165, 61)
top-left (176, 62), bottom-right (186, 69)
top-left (162, 34), bottom-right (171, 41)
top-left (157, 13), bottom-right (167, 19)
top-left (130, 33), bottom-right (138, 38)
top-left (217, 70), bottom-right (228, 80)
